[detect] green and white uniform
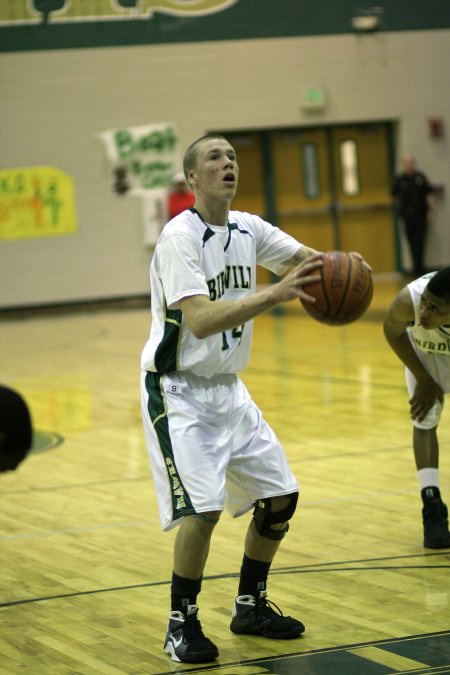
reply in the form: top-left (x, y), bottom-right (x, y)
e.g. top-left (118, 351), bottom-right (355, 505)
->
top-left (140, 208), bottom-right (301, 530)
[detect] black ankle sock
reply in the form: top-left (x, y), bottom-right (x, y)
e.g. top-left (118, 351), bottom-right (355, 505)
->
top-left (238, 554), bottom-right (271, 597)
top-left (171, 572), bottom-right (202, 612)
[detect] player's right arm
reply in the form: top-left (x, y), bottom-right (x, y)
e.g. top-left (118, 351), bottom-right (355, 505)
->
top-left (179, 254), bottom-right (323, 340)
top-left (383, 288), bottom-right (443, 420)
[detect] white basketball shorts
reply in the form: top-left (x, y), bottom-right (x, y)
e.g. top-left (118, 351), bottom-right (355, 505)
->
top-left (140, 369), bottom-right (298, 531)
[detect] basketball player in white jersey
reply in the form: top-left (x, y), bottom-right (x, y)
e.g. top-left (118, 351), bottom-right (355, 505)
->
top-left (140, 133), bottom-right (367, 663)
top-left (384, 268), bottom-right (450, 549)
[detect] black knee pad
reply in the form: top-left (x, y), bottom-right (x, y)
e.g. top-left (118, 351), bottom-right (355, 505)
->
top-left (252, 492), bottom-right (299, 541)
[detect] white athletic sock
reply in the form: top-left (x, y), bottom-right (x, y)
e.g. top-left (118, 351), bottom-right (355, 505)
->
top-left (417, 468), bottom-right (439, 490)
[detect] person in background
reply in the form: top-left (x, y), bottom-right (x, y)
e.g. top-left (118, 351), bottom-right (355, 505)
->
top-left (140, 132), bottom-right (370, 664)
top-left (391, 154), bottom-right (435, 277)
top-left (0, 385), bottom-right (33, 473)
top-left (384, 267), bottom-right (450, 549)
top-left (168, 171), bottom-right (195, 219)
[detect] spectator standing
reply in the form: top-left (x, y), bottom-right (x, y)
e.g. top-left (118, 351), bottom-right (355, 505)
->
top-left (391, 154), bottom-right (435, 277)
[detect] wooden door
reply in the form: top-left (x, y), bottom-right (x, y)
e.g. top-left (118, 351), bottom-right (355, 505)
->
top-left (222, 123), bottom-right (395, 282)
top-left (225, 132), bottom-right (266, 217)
top-left (331, 124), bottom-right (394, 273)
top-left (271, 128), bottom-right (336, 253)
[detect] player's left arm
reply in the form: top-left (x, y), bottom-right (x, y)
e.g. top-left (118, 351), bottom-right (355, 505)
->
top-left (283, 246), bottom-right (320, 268)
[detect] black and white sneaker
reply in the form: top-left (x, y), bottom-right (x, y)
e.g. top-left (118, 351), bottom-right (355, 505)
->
top-left (422, 487), bottom-right (450, 549)
top-left (230, 591), bottom-right (305, 639)
top-left (164, 604), bottom-right (219, 663)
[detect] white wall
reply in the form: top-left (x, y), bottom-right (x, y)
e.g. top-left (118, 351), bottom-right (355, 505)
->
top-left (1, 30), bottom-right (449, 308)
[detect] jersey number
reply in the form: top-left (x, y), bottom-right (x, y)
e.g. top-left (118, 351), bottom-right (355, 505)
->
top-left (221, 325), bottom-right (244, 351)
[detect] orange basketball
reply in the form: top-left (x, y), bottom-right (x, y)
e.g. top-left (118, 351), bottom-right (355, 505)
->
top-left (300, 251), bottom-right (373, 325)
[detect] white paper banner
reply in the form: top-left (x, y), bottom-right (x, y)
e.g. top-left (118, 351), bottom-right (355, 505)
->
top-left (98, 121), bottom-right (180, 193)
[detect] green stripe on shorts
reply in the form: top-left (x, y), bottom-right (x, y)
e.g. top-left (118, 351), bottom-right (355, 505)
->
top-left (145, 372), bottom-right (195, 520)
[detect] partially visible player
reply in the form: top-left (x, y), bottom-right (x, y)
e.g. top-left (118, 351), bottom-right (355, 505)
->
top-left (140, 132), bottom-right (370, 664)
top-left (0, 385), bottom-right (33, 473)
top-left (384, 267), bottom-right (450, 548)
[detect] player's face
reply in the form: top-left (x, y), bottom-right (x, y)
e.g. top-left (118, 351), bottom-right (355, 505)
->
top-left (419, 289), bottom-right (450, 329)
top-left (188, 138), bottom-right (239, 201)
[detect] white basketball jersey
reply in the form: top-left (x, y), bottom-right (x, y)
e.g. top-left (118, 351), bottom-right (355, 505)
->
top-left (140, 208), bottom-right (301, 378)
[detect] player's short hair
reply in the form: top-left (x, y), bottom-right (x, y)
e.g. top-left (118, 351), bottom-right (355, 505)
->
top-left (182, 133), bottom-right (230, 180)
top-left (427, 267), bottom-right (450, 303)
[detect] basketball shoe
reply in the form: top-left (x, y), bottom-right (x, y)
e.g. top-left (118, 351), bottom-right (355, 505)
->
top-left (422, 487), bottom-right (450, 549)
top-left (230, 590), bottom-right (305, 639)
top-left (164, 604), bottom-right (219, 663)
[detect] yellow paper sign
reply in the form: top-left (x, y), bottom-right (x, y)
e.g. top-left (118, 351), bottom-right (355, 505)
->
top-left (0, 166), bottom-right (77, 241)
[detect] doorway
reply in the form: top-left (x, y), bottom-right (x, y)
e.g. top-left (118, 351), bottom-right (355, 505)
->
top-left (222, 122), bottom-right (395, 282)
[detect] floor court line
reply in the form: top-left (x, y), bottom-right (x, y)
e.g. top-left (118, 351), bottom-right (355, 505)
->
top-left (151, 630), bottom-right (450, 675)
top-left (1, 552), bottom-right (447, 608)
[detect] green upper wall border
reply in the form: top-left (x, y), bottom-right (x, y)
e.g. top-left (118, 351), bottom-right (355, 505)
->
top-left (1, 0), bottom-right (450, 53)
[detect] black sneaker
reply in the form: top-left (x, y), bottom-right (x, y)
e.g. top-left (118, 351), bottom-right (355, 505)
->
top-left (422, 487), bottom-right (450, 549)
top-left (230, 591), bottom-right (305, 639)
top-left (164, 604), bottom-right (219, 663)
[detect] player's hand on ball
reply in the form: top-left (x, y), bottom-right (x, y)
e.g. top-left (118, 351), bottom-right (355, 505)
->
top-left (289, 254), bottom-right (324, 303)
top-left (276, 254), bottom-right (323, 304)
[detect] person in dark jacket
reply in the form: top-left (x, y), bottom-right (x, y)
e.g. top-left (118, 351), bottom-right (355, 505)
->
top-left (391, 154), bottom-right (435, 276)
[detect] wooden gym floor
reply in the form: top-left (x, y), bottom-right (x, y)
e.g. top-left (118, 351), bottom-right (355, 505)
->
top-left (0, 278), bottom-right (449, 674)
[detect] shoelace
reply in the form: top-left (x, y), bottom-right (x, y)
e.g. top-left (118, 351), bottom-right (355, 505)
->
top-left (255, 595), bottom-right (284, 620)
top-left (182, 609), bottom-right (205, 640)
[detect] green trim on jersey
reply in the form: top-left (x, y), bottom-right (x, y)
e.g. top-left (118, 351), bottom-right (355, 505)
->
top-left (154, 307), bottom-right (182, 373)
top-left (145, 372), bottom-right (195, 520)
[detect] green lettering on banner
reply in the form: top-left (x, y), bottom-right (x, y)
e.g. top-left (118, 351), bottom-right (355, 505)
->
top-left (114, 130), bottom-right (134, 160)
top-left (130, 160), bottom-right (174, 188)
top-left (99, 122), bottom-right (180, 193)
top-left (114, 127), bottom-right (177, 160)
